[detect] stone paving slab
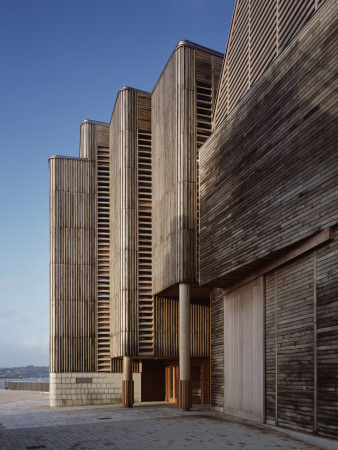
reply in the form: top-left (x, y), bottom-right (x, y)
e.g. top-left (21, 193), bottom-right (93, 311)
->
top-left (0, 391), bottom-right (327, 449)
top-left (0, 414), bottom-right (319, 450)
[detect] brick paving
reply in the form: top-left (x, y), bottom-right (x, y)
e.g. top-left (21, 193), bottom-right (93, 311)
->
top-left (0, 391), bottom-right (324, 449)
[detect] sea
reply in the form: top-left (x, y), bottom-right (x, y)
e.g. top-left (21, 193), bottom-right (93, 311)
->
top-left (0, 378), bottom-right (49, 389)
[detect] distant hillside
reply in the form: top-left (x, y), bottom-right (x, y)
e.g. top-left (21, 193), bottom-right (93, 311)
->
top-left (0, 365), bottom-right (49, 378)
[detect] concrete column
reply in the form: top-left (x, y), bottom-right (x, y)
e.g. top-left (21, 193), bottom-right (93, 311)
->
top-left (179, 283), bottom-right (191, 411)
top-left (122, 356), bottom-right (134, 407)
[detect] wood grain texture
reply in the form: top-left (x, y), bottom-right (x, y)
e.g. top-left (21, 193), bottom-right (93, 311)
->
top-left (50, 120), bottom-right (110, 373)
top-left (210, 288), bottom-right (224, 408)
top-left (154, 297), bottom-right (210, 358)
top-left (110, 88), bottom-right (153, 358)
top-left (224, 278), bottom-right (265, 422)
top-left (200, 0), bottom-right (338, 286)
top-left (316, 229), bottom-right (338, 438)
top-left (49, 156), bottom-right (96, 373)
top-left (152, 43), bottom-right (223, 295)
top-left (213, 0), bottom-right (328, 128)
top-left (265, 228), bottom-right (338, 437)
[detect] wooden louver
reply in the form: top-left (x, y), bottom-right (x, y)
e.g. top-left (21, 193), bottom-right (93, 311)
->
top-left (137, 130), bottom-right (154, 355)
top-left (196, 81), bottom-right (213, 275)
top-left (213, 0), bottom-right (326, 129)
top-left (97, 146), bottom-right (111, 371)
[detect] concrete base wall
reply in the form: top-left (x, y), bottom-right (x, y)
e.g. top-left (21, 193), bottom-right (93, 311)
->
top-left (50, 372), bottom-right (141, 407)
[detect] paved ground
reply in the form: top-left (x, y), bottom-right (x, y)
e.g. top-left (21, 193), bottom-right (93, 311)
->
top-left (0, 390), bottom-right (328, 449)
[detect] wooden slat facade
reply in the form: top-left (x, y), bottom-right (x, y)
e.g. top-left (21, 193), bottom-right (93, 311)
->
top-left (206, 0), bottom-right (337, 438)
top-left (152, 41), bottom-right (223, 296)
top-left (137, 95), bottom-right (153, 356)
top-left (200, 0), bottom-right (338, 287)
top-left (50, 120), bottom-right (110, 373)
top-left (96, 145), bottom-right (111, 371)
top-left (210, 288), bottom-right (224, 408)
top-left (49, 156), bottom-right (96, 372)
top-left (265, 228), bottom-right (338, 437)
top-left (224, 278), bottom-right (264, 422)
top-left (315, 231), bottom-right (338, 437)
top-left (213, 0), bottom-right (328, 129)
top-left (265, 254), bottom-right (315, 432)
top-left (110, 88), bottom-right (152, 358)
top-left (81, 121), bottom-right (112, 372)
top-left (154, 297), bottom-right (210, 358)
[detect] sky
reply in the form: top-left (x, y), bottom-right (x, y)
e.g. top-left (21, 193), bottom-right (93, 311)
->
top-left (0, 0), bottom-right (235, 368)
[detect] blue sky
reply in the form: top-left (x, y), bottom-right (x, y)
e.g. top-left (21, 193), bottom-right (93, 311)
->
top-left (0, 0), bottom-right (235, 368)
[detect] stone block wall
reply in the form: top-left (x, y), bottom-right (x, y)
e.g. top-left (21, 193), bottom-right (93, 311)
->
top-left (50, 372), bottom-right (141, 407)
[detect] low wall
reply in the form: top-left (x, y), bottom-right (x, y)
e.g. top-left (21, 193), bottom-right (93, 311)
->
top-left (50, 372), bottom-right (141, 407)
top-left (6, 381), bottom-right (49, 392)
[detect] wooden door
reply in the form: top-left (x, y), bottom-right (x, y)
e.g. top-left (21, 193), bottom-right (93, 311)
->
top-left (224, 277), bottom-right (264, 422)
top-left (165, 364), bottom-right (178, 403)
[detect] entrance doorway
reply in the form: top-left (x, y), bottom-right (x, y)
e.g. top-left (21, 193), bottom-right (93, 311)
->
top-left (164, 359), bottom-right (209, 405)
top-left (165, 364), bottom-right (178, 403)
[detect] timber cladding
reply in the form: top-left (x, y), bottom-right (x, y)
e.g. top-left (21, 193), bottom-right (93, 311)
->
top-left (200, 0), bottom-right (338, 286)
top-left (49, 121), bottom-right (110, 373)
top-left (210, 288), bottom-right (224, 408)
top-left (224, 278), bottom-right (264, 422)
top-left (152, 43), bottom-right (223, 295)
top-left (109, 88), bottom-right (152, 358)
top-left (265, 228), bottom-right (338, 438)
top-left (154, 297), bottom-right (210, 357)
top-left (213, 0), bottom-right (329, 129)
top-left (49, 156), bottom-right (96, 373)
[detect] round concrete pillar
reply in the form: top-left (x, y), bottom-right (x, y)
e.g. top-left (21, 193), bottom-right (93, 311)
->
top-left (179, 283), bottom-right (191, 411)
top-left (122, 356), bottom-right (134, 408)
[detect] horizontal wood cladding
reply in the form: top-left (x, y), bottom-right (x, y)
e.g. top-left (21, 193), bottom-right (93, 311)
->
top-left (152, 45), bottom-right (223, 295)
top-left (265, 228), bottom-right (338, 438)
top-left (316, 229), bottom-right (338, 438)
top-left (110, 88), bottom-right (152, 358)
top-left (266, 254), bottom-right (315, 432)
top-left (154, 297), bottom-right (210, 358)
top-left (49, 157), bottom-right (96, 373)
top-left (200, 0), bottom-right (338, 286)
top-left (213, 0), bottom-right (328, 128)
top-left (210, 288), bottom-right (224, 408)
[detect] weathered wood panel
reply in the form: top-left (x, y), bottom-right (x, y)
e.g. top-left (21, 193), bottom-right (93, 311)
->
top-left (110, 88), bottom-right (152, 358)
top-left (224, 278), bottom-right (264, 422)
top-left (316, 228), bottom-right (338, 438)
top-left (277, 255), bottom-right (314, 432)
top-left (210, 288), bottom-right (224, 408)
top-left (213, 0), bottom-right (327, 128)
top-left (200, 0), bottom-right (338, 286)
top-left (96, 143), bottom-right (111, 372)
top-left (49, 156), bottom-right (96, 373)
top-left (154, 297), bottom-right (210, 358)
top-left (265, 229), bottom-right (338, 437)
top-left (137, 94), bottom-right (153, 356)
top-left (152, 42), bottom-right (223, 295)
top-left (80, 120), bottom-right (111, 372)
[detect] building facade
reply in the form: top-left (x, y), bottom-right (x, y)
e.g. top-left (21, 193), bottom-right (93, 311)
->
top-left (49, 41), bottom-right (223, 408)
top-left (200, 0), bottom-right (337, 438)
top-left (49, 0), bottom-right (337, 438)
